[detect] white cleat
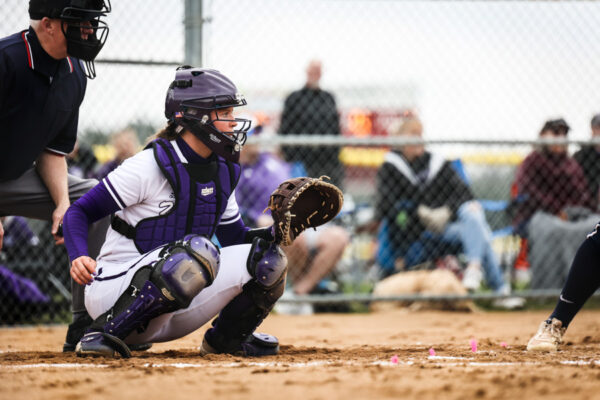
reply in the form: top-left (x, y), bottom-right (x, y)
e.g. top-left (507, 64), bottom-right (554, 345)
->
top-left (526, 318), bottom-right (566, 352)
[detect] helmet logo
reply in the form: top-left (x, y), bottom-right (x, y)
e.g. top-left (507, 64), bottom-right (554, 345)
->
top-left (201, 115), bottom-right (209, 125)
top-left (209, 134), bottom-right (222, 143)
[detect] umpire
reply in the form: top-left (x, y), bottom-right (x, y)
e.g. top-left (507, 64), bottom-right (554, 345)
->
top-left (0, 0), bottom-right (111, 350)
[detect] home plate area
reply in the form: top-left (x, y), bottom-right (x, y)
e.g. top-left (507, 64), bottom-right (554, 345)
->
top-left (2, 310), bottom-right (600, 400)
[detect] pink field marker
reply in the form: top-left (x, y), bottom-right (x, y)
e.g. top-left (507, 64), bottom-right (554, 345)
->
top-left (469, 339), bottom-right (478, 353)
top-left (500, 342), bottom-right (508, 348)
top-left (390, 355), bottom-right (399, 364)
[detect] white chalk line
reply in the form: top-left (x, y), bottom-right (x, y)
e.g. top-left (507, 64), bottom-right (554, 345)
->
top-left (1, 358), bottom-right (599, 370)
top-left (560, 360), bottom-right (600, 366)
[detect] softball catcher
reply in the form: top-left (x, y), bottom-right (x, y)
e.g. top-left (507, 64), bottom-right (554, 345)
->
top-left (62, 67), bottom-right (342, 358)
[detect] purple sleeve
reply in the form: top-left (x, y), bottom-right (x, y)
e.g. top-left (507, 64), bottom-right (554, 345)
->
top-left (216, 217), bottom-right (249, 247)
top-left (63, 181), bottom-right (120, 261)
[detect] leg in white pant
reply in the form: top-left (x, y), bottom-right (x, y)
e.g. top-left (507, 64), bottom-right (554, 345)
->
top-left (78, 236), bottom-right (286, 358)
top-left (84, 243), bottom-right (252, 344)
top-left (129, 244), bottom-right (253, 343)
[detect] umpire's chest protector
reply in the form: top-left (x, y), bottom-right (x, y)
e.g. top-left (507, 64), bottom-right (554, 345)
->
top-left (129, 138), bottom-right (240, 253)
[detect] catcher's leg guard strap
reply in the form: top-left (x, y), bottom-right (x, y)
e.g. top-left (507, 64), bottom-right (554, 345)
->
top-left (91, 236), bottom-right (219, 340)
top-left (206, 238), bottom-right (287, 353)
top-left (244, 227), bottom-right (275, 244)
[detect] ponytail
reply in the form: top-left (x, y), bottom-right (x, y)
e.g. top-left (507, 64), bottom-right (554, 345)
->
top-left (146, 121), bottom-right (183, 145)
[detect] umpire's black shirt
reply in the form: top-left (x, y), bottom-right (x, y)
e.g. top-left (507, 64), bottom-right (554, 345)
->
top-left (0, 27), bottom-right (86, 182)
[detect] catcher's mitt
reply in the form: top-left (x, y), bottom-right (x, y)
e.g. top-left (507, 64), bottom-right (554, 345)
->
top-left (266, 176), bottom-right (343, 246)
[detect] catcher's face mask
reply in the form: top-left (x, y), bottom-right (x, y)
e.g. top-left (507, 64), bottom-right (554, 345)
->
top-left (165, 67), bottom-right (251, 163)
top-left (210, 107), bottom-right (251, 146)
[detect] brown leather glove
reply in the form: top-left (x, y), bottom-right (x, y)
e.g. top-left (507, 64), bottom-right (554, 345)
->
top-left (266, 176), bottom-right (343, 246)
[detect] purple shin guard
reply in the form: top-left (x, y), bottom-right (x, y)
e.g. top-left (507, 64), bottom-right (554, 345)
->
top-left (77, 280), bottom-right (174, 358)
top-left (103, 280), bottom-right (174, 339)
top-left (78, 236), bottom-right (219, 358)
top-left (202, 238), bottom-right (287, 357)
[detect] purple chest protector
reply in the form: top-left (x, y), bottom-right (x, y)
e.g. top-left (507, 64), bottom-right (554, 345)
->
top-left (111, 139), bottom-right (240, 253)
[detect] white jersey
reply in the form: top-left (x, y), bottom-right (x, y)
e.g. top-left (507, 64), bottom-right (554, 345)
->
top-left (97, 139), bottom-right (241, 268)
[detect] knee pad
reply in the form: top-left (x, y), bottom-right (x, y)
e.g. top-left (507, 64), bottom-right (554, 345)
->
top-left (245, 237), bottom-right (288, 309)
top-left (151, 235), bottom-right (220, 308)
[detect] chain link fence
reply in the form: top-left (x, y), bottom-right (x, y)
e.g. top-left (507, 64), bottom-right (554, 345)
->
top-left (2, 0), bottom-right (600, 323)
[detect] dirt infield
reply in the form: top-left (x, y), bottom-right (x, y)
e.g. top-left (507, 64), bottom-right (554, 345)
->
top-left (1, 309), bottom-right (600, 400)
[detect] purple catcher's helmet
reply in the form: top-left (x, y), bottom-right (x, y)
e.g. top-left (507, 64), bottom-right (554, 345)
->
top-left (165, 66), bottom-right (251, 163)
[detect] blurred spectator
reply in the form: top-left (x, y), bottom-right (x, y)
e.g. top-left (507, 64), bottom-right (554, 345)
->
top-left (573, 113), bottom-right (600, 211)
top-left (238, 127), bottom-right (291, 227)
top-left (0, 216), bottom-right (49, 324)
top-left (374, 117), bottom-right (512, 297)
top-left (279, 59), bottom-right (343, 186)
top-left (514, 118), bottom-right (598, 289)
top-left (95, 128), bottom-right (141, 180)
top-left (0, 216), bottom-right (39, 249)
top-left (66, 140), bottom-right (98, 179)
top-left (238, 121), bottom-right (349, 302)
top-left (513, 118), bottom-right (593, 233)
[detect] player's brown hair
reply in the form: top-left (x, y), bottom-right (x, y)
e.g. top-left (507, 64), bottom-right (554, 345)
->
top-left (146, 122), bottom-right (181, 144)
